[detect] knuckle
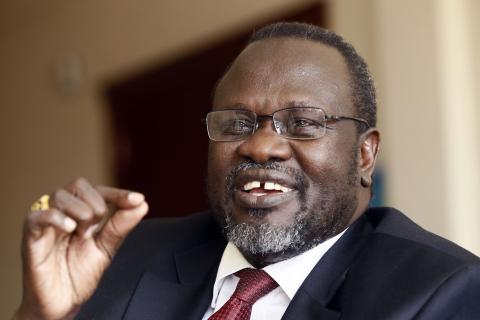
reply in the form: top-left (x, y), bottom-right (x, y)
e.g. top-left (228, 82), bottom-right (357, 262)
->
top-left (42, 210), bottom-right (57, 222)
top-left (70, 176), bottom-right (88, 194)
top-left (26, 209), bottom-right (41, 223)
top-left (52, 188), bottom-right (66, 204)
top-left (77, 207), bottom-right (94, 221)
top-left (93, 206), bottom-right (107, 217)
top-left (27, 208), bottom-right (54, 224)
top-left (73, 176), bottom-right (87, 186)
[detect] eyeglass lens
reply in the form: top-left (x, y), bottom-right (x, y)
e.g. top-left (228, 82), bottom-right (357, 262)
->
top-left (206, 107), bottom-right (328, 141)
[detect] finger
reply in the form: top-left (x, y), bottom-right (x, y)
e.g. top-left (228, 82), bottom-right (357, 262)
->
top-left (26, 208), bottom-right (77, 238)
top-left (50, 188), bottom-right (97, 236)
top-left (96, 185), bottom-right (145, 209)
top-left (51, 189), bottom-right (95, 221)
top-left (66, 177), bottom-right (107, 217)
top-left (97, 201), bottom-right (149, 257)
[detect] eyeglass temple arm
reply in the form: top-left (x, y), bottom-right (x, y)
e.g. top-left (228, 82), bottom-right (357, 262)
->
top-left (327, 115), bottom-right (370, 128)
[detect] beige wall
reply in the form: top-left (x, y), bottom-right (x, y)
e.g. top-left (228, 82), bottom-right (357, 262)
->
top-left (1, 0), bottom-right (479, 317)
top-left (0, 0), bottom-right (316, 316)
top-left (332, 0), bottom-right (480, 252)
top-left (434, 0), bottom-right (480, 253)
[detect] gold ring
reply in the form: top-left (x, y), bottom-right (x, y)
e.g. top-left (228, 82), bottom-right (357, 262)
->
top-left (31, 194), bottom-right (50, 211)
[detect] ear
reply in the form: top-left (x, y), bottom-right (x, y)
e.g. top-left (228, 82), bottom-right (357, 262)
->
top-left (358, 128), bottom-right (380, 187)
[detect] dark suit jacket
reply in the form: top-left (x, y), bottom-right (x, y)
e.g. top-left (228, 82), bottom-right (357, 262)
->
top-left (76, 207), bottom-right (480, 319)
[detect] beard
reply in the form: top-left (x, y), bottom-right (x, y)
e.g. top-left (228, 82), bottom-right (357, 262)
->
top-left (207, 152), bottom-right (359, 258)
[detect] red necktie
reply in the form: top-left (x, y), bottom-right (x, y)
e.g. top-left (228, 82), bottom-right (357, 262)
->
top-left (209, 268), bottom-right (279, 320)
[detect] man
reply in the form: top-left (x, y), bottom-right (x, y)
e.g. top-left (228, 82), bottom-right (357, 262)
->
top-left (15, 22), bottom-right (480, 320)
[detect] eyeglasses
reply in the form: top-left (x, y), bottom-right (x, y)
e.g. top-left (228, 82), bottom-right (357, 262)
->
top-left (205, 107), bottom-right (370, 142)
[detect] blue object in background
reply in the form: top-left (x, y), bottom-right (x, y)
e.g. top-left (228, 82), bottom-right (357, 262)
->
top-left (369, 167), bottom-right (385, 207)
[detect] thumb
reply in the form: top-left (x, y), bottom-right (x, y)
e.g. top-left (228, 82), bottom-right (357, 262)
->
top-left (96, 185), bottom-right (145, 209)
top-left (94, 186), bottom-right (149, 256)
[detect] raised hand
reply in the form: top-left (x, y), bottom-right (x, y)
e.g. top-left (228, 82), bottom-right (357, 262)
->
top-left (14, 177), bottom-right (149, 320)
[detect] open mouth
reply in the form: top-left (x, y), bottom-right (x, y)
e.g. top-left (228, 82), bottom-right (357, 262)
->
top-left (233, 171), bottom-right (299, 209)
top-left (242, 180), bottom-right (293, 196)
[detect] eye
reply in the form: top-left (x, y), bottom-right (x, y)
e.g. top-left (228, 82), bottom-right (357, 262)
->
top-left (236, 119), bottom-right (252, 128)
top-left (222, 119), bottom-right (254, 135)
top-left (293, 118), bottom-right (317, 127)
top-left (232, 119), bottom-right (254, 130)
top-left (285, 117), bottom-right (325, 138)
top-left (292, 118), bottom-right (323, 128)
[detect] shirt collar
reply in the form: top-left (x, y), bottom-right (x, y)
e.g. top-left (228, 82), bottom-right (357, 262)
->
top-left (210, 228), bottom-right (347, 305)
top-left (264, 228), bottom-right (347, 299)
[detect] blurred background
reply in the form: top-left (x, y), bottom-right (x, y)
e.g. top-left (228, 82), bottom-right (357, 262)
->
top-left (1, 0), bottom-right (479, 317)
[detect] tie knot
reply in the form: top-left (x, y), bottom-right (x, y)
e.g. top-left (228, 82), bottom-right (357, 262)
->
top-left (232, 268), bottom-right (279, 304)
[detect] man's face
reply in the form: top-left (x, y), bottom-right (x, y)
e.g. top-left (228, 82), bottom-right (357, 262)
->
top-left (207, 38), bottom-right (367, 264)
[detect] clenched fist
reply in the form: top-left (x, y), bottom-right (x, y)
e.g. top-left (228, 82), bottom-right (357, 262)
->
top-left (14, 177), bottom-right (149, 320)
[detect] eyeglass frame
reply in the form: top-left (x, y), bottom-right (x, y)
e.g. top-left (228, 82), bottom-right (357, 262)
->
top-left (203, 106), bottom-right (370, 142)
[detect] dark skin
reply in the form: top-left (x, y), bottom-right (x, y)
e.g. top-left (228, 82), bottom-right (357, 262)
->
top-left (14, 37), bottom-right (379, 319)
top-left (14, 178), bottom-right (149, 320)
top-left (207, 38), bottom-right (380, 267)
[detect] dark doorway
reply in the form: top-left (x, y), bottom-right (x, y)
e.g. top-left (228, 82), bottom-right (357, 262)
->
top-left (105, 3), bottom-right (328, 218)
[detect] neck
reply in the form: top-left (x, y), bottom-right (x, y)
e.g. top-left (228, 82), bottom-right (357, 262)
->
top-left (241, 248), bottom-right (306, 268)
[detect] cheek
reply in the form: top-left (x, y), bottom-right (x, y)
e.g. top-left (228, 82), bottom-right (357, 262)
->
top-left (207, 142), bottom-right (238, 185)
top-left (292, 138), bottom-right (355, 183)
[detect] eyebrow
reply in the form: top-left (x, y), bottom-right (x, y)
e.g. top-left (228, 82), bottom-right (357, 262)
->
top-left (214, 103), bottom-right (250, 111)
top-left (285, 101), bottom-right (316, 108)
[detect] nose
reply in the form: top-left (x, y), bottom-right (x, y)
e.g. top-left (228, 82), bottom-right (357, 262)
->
top-left (237, 125), bottom-right (292, 164)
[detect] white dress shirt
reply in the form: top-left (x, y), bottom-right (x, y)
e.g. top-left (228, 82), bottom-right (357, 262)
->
top-left (202, 229), bottom-right (347, 320)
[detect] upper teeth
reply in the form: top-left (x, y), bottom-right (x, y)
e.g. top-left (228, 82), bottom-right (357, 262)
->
top-left (243, 181), bottom-right (292, 192)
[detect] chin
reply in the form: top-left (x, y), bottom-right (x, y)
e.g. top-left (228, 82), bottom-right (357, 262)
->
top-left (212, 189), bottom-right (357, 259)
top-left (223, 212), bottom-right (306, 256)
top-left (231, 206), bottom-right (300, 227)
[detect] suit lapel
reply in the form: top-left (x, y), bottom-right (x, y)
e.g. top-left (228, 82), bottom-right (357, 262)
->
top-left (282, 214), bottom-right (373, 320)
top-left (123, 238), bottom-right (226, 320)
top-left (123, 213), bottom-right (374, 320)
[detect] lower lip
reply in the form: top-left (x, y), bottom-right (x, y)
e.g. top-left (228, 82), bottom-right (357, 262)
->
top-left (234, 190), bottom-right (298, 209)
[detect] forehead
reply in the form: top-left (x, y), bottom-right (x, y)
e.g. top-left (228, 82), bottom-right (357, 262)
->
top-left (213, 37), bottom-right (353, 114)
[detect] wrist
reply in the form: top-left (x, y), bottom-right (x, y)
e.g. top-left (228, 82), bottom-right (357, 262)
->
top-left (14, 305), bottom-right (46, 320)
top-left (14, 300), bottom-right (80, 320)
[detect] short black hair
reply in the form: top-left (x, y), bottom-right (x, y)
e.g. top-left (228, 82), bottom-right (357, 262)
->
top-left (248, 22), bottom-right (377, 129)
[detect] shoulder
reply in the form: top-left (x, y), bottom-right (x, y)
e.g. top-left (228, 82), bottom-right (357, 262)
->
top-left (115, 211), bottom-right (223, 261)
top-left (126, 211), bottom-right (221, 244)
top-left (341, 207), bottom-right (480, 318)
top-left (364, 207), bottom-right (479, 264)
top-left (77, 211), bottom-right (225, 319)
